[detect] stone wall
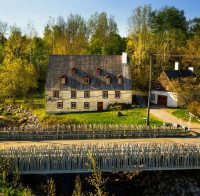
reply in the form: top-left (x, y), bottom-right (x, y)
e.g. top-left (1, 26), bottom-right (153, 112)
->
top-left (46, 90), bottom-right (132, 113)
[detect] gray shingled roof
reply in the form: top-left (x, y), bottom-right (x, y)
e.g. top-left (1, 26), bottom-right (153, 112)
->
top-left (164, 70), bottom-right (196, 80)
top-left (45, 55), bottom-right (132, 90)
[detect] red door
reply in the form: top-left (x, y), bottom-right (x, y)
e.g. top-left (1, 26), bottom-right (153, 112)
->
top-left (97, 102), bottom-right (103, 111)
top-left (157, 95), bottom-right (167, 106)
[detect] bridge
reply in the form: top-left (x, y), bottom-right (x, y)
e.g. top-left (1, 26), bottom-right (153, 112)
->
top-left (2, 142), bottom-right (200, 174)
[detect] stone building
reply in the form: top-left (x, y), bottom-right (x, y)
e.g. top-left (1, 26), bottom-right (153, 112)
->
top-left (45, 53), bottom-right (132, 113)
top-left (151, 62), bottom-right (196, 107)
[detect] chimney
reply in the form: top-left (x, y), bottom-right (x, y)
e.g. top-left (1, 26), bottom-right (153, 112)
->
top-left (122, 52), bottom-right (127, 64)
top-left (188, 67), bottom-right (194, 72)
top-left (175, 62), bottom-right (179, 70)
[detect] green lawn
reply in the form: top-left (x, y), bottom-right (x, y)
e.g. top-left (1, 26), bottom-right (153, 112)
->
top-left (166, 108), bottom-right (200, 123)
top-left (28, 98), bottom-right (162, 125)
top-left (2, 97), bottom-right (162, 125)
top-left (39, 109), bottom-right (162, 125)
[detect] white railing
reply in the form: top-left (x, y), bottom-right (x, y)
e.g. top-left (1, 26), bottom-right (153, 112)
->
top-left (1, 143), bottom-right (200, 174)
top-left (0, 124), bottom-right (187, 140)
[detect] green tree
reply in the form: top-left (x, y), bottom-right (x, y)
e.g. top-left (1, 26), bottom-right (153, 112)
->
top-left (87, 152), bottom-right (107, 196)
top-left (181, 35), bottom-right (200, 75)
top-left (88, 12), bottom-right (123, 54)
top-left (150, 6), bottom-right (188, 33)
top-left (127, 5), bottom-right (153, 89)
top-left (44, 15), bottom-right (89, 55)
top-left (0, 27), bottom-right (37, 101)
top-left (72, 176), bottom-right (83, 196)
top-left (188, 17), bottom-right (200, 36)
top-left (171, 77), bottom-right (200, 107)
top-left (43, 178), bottom-right (56, 196)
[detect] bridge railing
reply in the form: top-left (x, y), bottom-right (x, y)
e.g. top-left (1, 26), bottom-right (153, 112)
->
top-left (0, 143), bottom-right (200, 174)
top-left (0, 124), bottom-right (188, 140)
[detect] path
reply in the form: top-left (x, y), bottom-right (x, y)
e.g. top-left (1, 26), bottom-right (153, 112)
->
top-left (2, 138), bottom-right (200, 148)
top-left (150, 107), bottom-right (200, 133)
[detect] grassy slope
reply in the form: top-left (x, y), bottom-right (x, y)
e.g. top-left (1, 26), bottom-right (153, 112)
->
top-left (30, 98), bottom-right (162, 125)
top-left (166, 108), bottom-right (200, 124)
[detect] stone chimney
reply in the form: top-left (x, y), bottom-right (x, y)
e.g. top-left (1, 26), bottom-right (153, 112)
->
top-left (175, 62), bottom-right (180, 70)
top-left (122, 52), bottom-right (127, 64)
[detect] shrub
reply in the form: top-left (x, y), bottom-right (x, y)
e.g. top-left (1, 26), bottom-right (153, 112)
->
top-left (107, 103), bottom-right (133, 111)
top-left (188, 101), bottom-right (200, 117)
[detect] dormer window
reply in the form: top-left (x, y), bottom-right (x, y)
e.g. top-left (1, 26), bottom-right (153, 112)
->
top-left (96, 67), bottom-right (101, 75)
top-left (72, 67), bottom-right (76, 75)
top-left (117, 75), bottom-right (123, 84)
top-left (84, 76), bottom-right (90, 84)
top-left (105, 75), bottom-right (111, 84)
top-left (60, 75), bottom-right (66, 84)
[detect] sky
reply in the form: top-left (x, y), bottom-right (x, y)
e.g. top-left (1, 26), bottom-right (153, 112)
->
top-left (0, 0), bottom-right (199, 37)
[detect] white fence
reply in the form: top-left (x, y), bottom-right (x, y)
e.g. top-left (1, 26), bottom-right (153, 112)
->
top-left (0, 124), bottom-right (187, 140)
top-left (1, 143), bottom-right (200, 174)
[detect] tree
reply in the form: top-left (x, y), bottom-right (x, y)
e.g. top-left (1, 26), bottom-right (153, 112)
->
top-left (72, 176), bottom-right (83, 196)
top-left (87, 152), bottom-right (107, 196)
top-left (149, 6), bottom-right (187, 71)
top-left (0, 21), bottom-right (8, 45)
top-left (0, 21), bottom-right (8, 63)
top-left (127, 5), bottom-right (153, 89)
top-left (44, 15), bottom-right (89, 55)
top-left (188, 17), bottom-right (200, 36)
top-left (42, 178), bottom-right (56, 196)
top-left (150, 6), bottom-right (188, 33)
top-left (88, 12), bottom-right (123, 54)
top-left (171, 77), bottom-right (200, 107)
top-left (0, 27), bottom-right (37, 101)
top-left (181, 35), bottom-right (200, 75)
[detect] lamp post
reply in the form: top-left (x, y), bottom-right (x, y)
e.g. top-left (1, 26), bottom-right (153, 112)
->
top-left (146, 54), bottom-right (152, 126)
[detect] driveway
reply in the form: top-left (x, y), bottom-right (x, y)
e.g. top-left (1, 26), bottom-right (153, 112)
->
top-left (150, 107), bottom-right (200, 133)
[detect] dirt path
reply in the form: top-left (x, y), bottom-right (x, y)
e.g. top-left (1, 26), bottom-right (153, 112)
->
top-left (150, 107), bottom-right (200, 133)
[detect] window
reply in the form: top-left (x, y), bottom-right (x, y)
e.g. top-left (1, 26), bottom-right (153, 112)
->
top-left (60, 75), bottom-right (66, 84)
top-left (117, 77), bottom-right (123, 85)
top-left (60, 77), bottom-right (66, 84)
top-left (71, 102), bottom-right (76, 109)
top-left (57, 102), bottom-right (63, 109)
top-left (156, 85), bottom-right (160, 90)
top-left (84, 102), bottom-right (90, 109)
top-left (115, 91), bottom-right (120, 99)
top-left (102, 91), bottom-right (108, 99)
top-left (72, 67), bottom-right (76, 75)
top-left (105, 75), bottom-right (111, 84)
top-left (96, 67), bottom-right (101, 75)
top-left (84, 91), bottom-right (90, 98)
top-left (151, 94), bottom-right (155, 101)
top-left (71, 91), bottom-right (77, 98)
top-left (84, 77), bottom-right (90, 84)
top-left (106, 78), bottom-right (110, 84)
top-left (53, 91), bottom-right (59, 98)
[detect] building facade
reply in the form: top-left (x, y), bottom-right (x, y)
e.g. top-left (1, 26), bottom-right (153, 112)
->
top-left (45, 53), bottom-right (132, 113)
top-left (151, 63), bottom-right (196, 107)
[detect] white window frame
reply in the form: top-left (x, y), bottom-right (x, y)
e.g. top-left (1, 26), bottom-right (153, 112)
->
top-left (102, 91), bottom-right (108, 99)
top-left (71, 91), bottom-right (77, 99)
top-left (57, 102), bottom-right (63, 109)
top-left (71, 102), bottom-right (76, 109)
top-left (84, 102), bottom-right (90, 109)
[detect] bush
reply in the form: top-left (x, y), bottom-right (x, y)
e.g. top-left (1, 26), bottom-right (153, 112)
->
top-left (107, 103), bottom-right (135, 111)
top-left (188, 101), bottom-right (200, 117)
